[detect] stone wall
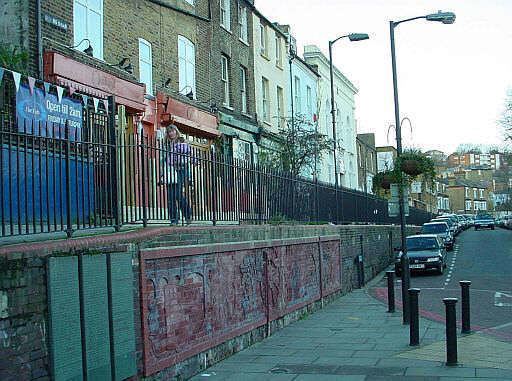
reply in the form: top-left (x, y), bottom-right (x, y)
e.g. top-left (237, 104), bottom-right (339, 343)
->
top-left (0, 224), bottom-right (415, 380)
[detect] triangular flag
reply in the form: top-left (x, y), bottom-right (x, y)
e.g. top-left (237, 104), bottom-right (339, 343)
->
top-left (93, 98), bottom-right (99, 112)
top-left (11, 71), bottom-right (21, 91)
top-left (103, 99), bottom-right (109, 113)
top-left (56, 86), bottom-right (64, 102)
top-left (28, 77), bottom-right (36, 94)
top-left (43, 82), bottom-right (51, 94)
top-left (81, 94), bottom-right (89, 106)
top-left (0, 68), bottom-right (4, 86)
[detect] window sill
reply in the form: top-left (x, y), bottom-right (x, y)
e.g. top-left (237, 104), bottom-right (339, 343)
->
top-left (221, 25), bottom-right (232, 34)
top-left (239, 38), bottom-right (250, 47)
top-left (263, 120), bottom-right (272, 127)
top-left (260, 52), bottom-right (270, 61)
top-left (241, 112), bottom-right (252, 119)
top-left (222, 105), bottom-right (234, 111)
top-left (276, 63), bottom-right (284, 70)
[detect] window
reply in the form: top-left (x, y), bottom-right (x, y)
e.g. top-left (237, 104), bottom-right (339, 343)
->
top-left (138, 38), bottom-right (153, 95)
top-left (73, 0), bottom-right (103, 59)
top-left (238, 5), bottom-right (248, 43)
top-left (178, 36), bottom-right (196, 98)
top-left (183, 0), bottom-right (194, 4)
top-left (473, 188), bottom-right (477, 198)
top-left (465, 187), bottom-right (469, 198)
top-left (480, 189), bottom-right (484, 198)
top-left (276, 86), bottom-right (284, 128)
top-left (220, 0), bottom-right (230, 31)
top-left (275, 35), bottom-right (283, 67)
top-left (294, 76), bottom-right (301, 113)
top-left (306, 85), bottom-right (312, 117)
top-left (240, 66), bottom-right (247, 114)
top-left (262, 77), bottom-right (270, 122)
top-left (221, 55), bottom-right (230, 106)
top-left (260, 23), bottom-right (268, 56)
top-left (465, 200), bottom-right (472, 211)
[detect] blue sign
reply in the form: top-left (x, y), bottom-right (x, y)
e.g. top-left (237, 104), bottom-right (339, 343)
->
top-left (16, 84), bottom-right (83, 140)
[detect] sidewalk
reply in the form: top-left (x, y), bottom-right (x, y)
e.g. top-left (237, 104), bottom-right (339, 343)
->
top-left (191, 285), bottom-right (512, 380)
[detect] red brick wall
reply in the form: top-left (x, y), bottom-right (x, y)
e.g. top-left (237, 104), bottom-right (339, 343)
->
top-left (139, 236), bottom-right (341, 376)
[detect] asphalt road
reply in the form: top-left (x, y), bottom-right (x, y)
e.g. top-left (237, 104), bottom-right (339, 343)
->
top-left (370, 227), bottom-right (512, 342)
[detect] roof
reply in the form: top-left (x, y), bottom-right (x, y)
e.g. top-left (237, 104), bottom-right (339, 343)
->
top-left (450, 179), bottom-right (489, 189)
top-left (406, 234), bottom-right (440, 239)
top-left (423, 221), bottom-right (449, 226)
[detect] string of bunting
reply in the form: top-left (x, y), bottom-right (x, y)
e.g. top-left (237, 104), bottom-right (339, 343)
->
top-left (0, 66), bottom-right (109, 113)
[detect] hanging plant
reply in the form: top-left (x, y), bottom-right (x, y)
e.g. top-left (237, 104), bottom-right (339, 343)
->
top-left (373, 169), bottom-right (402, 192)
top-left (396, 149), bottom-right (436, 182)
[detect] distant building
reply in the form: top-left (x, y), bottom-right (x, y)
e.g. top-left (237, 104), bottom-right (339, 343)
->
top-left (447, 152), bottom-right (501, 170)
top-left (424, 150), bottom-right (447, 165)
top-left (446, 179), bottom-right (490, 214)
top-left (376, 146), bottom-right (397, 172)
top-left (356, 133), bottom-right (377, 193)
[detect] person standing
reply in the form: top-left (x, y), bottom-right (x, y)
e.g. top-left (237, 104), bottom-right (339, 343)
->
top-left (160, 125), bottom-right (192, 225)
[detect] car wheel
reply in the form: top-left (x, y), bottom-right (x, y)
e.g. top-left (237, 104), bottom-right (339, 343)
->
top-left (474, 227), bottom-right (478, 231)
top-left (491, 226), bottom-right (495, 230)
top-left (395, 265), bottom-right (402, 277)
top-left (438, 263), bottom-right (444, 275)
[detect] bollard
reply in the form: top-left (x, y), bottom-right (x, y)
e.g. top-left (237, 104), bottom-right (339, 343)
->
top-left (443, 298), bottom-right (458, 366)
top-left (460, 281), bottom-right (471, 334)
top-left (409, 288), bottom-right (420, 346)
top-left (401, 254), bottom-right (411, 325)
top-left (386, 270), bottom-right (395, 313)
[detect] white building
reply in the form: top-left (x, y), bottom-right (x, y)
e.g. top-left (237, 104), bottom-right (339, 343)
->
top-left (252, 12), bottom-right (289, 152)
top-left (303, 45), bottom-right (359, 189)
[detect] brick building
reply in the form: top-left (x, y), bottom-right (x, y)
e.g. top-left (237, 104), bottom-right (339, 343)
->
top-left (447, 152), bottom-right (501, 170)
top-left (356, 133), bottom-right (377, 193)
top-left (446, 179), bottom-right (490, 214)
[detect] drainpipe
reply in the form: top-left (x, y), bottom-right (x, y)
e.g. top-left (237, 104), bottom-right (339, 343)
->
top-left (36, 0), bottom-right (43, 77)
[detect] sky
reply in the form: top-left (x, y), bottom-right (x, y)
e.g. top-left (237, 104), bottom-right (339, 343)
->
top-left (256, 0), bottom-right (512, 154)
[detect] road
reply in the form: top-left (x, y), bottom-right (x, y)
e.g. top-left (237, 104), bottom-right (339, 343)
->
top-left (370, 227), bottom-right (512, 342)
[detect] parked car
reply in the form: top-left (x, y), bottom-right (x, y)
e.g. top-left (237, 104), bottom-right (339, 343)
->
top-left (504, 215), bottom-right (512, 230)
top-left (474, 214), bottom-right (495, 230)
top-left (431, 217), bottom-right (458, 236)
top-left (395, 234), bottom-right (447, 276)
top-left (421, 221), bottom-right (454, 250)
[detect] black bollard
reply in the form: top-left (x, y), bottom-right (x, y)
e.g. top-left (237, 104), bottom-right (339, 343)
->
top-left (386, 270), bottom-right (395, 313)
top-left (401, 254), bottom-right (410, 325)
top-left (443, 298), bottom-right (458, 366)
top-left (460, 281), bottom-right (471, 334)
top-left (409, 288), bottom-right (420, 346)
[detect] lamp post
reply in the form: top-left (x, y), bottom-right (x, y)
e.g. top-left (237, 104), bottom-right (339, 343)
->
top-left (329, 33), bottom-right (369, 223)
top-left (389, 10), bottom-right (455, 324)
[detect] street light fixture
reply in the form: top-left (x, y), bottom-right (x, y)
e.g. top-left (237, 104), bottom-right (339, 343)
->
top-left (389, 10), bottom-right (455, 325)
top-left (329, 32), bottom-right (369, 223)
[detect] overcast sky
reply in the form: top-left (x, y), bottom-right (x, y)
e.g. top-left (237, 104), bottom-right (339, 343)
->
top-left (256, 0), bottom-right (512, 154)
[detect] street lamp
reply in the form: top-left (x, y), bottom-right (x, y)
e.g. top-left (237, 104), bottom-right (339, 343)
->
top-left (389, 10), bottom-right (455, 325)
top-left (329, 33), bottom-right (369, 223)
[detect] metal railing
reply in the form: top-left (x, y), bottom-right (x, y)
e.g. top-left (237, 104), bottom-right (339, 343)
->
top-left (0, 79), bottom-right (433, 238)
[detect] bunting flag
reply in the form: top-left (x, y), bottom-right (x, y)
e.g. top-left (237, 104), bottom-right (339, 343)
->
top-left (68, 87), bottom-right (75, 96)
top-left (43, 82), bottom-right (51, 94)
top-left (93, 98), bottom-right (99, 112)
top-left (103, 99), bottom-right (109, 114)
top-left (56, 86), bottom-right (64, 102)
top-left (81, 94), bottom-right (89, 106)
top-left (11, 71), bottom-right (21, 92)
top-left (27, 77), bottom-right (36, 94)
top-left (0, 68), bottom-right (4, 87)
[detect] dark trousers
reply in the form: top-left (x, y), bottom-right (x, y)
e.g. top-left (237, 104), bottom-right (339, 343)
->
top-left (167, 181), bottom-right (191, 223)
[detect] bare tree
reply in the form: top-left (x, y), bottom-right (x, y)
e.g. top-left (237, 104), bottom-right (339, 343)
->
top-left (499, 89), bottom-right (512, 144)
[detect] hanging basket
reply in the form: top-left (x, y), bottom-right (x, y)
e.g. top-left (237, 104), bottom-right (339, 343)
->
top-left (401, 159), bottom-right (423, 176)
top-left (381, 174), bottom-right (393, 189)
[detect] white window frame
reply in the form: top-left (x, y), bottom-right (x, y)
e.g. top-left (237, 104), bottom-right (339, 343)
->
top-left (473, 188), bottom-right (477, 199)
top-left (220, 0), bottom-right (231, 31)
top-left (465, 187), bottom-right (469, 198)
top-left (178, 35), bottom-right (196, 98)
top-left (138, 38), bottom-right (153, 95)
top-left (260, 23), bottom-right (268, 57)
top-left (240, 66), bottom-right (248, 114)
top-left (238, 5), bottom-right (248, 43)
top-left (294, 76), bottom-right (301, 113)
top-left (275, 35), bottom-right (283, 67)
top-left (479, 189), bottom-right (484, 198)
top-left (183, 0), bottom-right (194, 4)
top-left (221, 55), bottom-right (230, 107)
top-left (306, 85), bottom-right (312, 118)
top-left (276, 86), bottom-right (284, 128)
top-left (73, 0), bottom-right (104, 59)
top-left (262, 77), bottom-right (270, 122)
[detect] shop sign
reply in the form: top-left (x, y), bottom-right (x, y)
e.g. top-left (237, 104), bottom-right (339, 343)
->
top-left (16, 85), bottom-right (83, 140)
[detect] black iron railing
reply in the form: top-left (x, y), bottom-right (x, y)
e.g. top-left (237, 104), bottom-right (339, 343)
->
top-left (0, 82), bottom-right (433, 238)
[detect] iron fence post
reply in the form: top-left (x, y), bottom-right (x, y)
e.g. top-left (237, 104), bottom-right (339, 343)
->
top-left (107, 96), bottom-right (120, 231)
top-left (140, 133), bottom-right (148, 227)
top-left (64, 122), bottom-right (73, 238)
top-left (211, 148), bottom-right (217, 226)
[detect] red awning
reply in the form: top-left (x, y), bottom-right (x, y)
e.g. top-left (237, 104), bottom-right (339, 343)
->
top-left (44, 51), bottom-right (146, 113)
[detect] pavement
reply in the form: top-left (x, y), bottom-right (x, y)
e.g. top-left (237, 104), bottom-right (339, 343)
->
top-left (191, 282), bottom-right (512, 380)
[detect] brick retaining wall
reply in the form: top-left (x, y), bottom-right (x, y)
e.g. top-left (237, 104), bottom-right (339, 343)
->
top-left (0, 224), bottom-right (417, 380)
